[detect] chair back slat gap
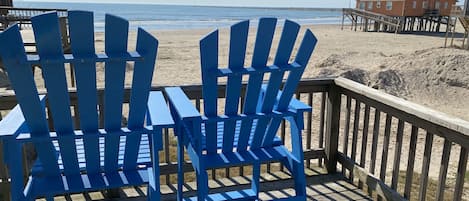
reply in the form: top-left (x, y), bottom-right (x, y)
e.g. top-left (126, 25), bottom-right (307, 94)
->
top-left (68, 10), bottom-right (100, 174)
top-left (32, 12), bottom-right (81, 176)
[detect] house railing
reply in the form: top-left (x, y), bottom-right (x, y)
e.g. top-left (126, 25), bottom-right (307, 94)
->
top-left (0, 77), bottom-right (467, 200)
top-left (0, 6), bottom-right (67, 30)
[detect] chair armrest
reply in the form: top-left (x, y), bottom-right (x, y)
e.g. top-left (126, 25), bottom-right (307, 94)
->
top-left (0, 95), bottom-right (46, 139)
top-left (164, 87), bottom-right (202, 121)
top-left (147, 91), bottom-right (175, 128)
top-left (288, 98), bottom-right (312, 113)
top-left (259, 84), bottom-right (312, 113)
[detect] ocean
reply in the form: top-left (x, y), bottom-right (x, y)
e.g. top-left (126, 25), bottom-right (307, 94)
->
top-left (15, 1), bottom-right (344, 31)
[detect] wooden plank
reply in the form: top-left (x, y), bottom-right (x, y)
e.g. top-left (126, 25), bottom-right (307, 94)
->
top-left (418, 132), bottom-right (434, 201)
top-left (325, 85), bottom-right (341, 173)
top-left (379, 114), bottom-right (392, 190)
top-left (253, 55), bottom-right (286, 147)
top-left (262, 20), bottom-right (306, 148)
top-left (338, 153), bottom-right (406, 201)
top-left (31, 12), bottom-right (77, 177)
top-left (351, 100), bottom-right (361, 164)
top-left (124, 28), bottom-right (158, 170)
top-left (453, 146), bottom-right (468, 201)
top-left (342, 96), bottom-right (352, 160)
top-left (369, 109), bottom-right (381, 175)
top-left (358, 104), bottom-right (370, 189)
top-left (318, 92), bottom-right (326, 165)
top-left (276, 27), bottom-right (317, 111)
top-left (404, 125), bottom-right (419, 199)
top-left (200, 30), bottom-right (219, 154)
top-left (103, 14), bottom-right (129, 172)
top-left (223, 20), bottom-right (248, 153)
top-left (305, 93), bottom-right (313, 168)
top-left (67, 10), bottom-right (100, 174)
top-left (241, 18), bottom-right (276, 150)
top-left (391, 119), bottom-right (404, 190)
top-left (435, 139), bottom-right (451, 201)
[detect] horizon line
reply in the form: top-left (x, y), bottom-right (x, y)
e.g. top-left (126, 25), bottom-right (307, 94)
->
top-left (16, 0), bottom-right (350, 9)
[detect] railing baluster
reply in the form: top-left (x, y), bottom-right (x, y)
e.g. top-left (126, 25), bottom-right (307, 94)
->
top-left (453, 146), bottom-right (468, 201)
top-left (404, 125), bottom-right (419, 199)
top-left (350, 100), bottom-right (361, 181)
top-left (391, 119), bottom-right (404, 190)
top-left (358, 105), bottom-right (370, 189)
top-left (342, 96), bottom-right (352, 175)
top-left (164, 128), bottom-right (171, 185)
top-left (435, 138), bottom-right (451, 201)
top-left (306, 92), bottom-right (313, 168)
top-left (378, 114), bottom-right (392, 201)
top-left (418, 132), bottom-right (434, 201)
top-left (280, 120), bottom-right (286, 172)
top-left (318, 92), bottom-right (326, 167)
top-left (368, 108), bottom-right (381, 196)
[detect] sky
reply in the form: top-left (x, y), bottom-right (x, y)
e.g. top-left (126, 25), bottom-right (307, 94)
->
top-left (19, 0), bottom-right (359, 8)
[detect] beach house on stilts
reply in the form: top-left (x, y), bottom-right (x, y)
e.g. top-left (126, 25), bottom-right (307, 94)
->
top-left (444, 0), bottom-right (469, 49)
top-left (343, 0), bottom-right (457, 33)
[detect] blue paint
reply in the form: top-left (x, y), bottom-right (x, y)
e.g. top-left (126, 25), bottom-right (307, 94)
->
top-left (167, 18), bottom-right (316, 201)
top-left (0, 11), bottom-right (172, 200)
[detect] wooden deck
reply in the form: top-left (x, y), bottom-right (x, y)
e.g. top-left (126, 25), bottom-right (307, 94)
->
top-left (37, 167), bottom-right (372, 201)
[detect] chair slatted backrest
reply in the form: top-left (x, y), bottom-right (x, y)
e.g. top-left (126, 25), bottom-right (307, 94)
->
top-left (200, 18), bottom-right (317, 153)
top-left (0, 11), bottom-right (158, 177)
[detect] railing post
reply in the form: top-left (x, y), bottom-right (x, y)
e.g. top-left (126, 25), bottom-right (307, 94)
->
top-left (325, 84), bottom-right (341, 173)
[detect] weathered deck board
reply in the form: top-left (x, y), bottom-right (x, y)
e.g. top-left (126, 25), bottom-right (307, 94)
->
top-left (36, 167), bottom-right (372, 201)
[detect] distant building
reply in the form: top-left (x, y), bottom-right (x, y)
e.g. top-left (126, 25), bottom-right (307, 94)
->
top-left (355, 0), bottom-right (456, 16)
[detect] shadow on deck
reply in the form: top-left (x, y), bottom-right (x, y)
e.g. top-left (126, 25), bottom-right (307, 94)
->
top-left (39, 167), bottom-right (371, 201)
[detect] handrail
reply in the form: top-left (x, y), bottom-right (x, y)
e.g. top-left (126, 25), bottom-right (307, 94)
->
top-left (334, 77), bottom-right (469, 145)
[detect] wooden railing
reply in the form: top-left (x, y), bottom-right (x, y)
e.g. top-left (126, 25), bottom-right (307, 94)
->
top-left (0, 6), bottom-right (67, 30)
top-left (0, 77), bottom-right (467, 200)
top-left (328, 77), bottom-right (469, 201)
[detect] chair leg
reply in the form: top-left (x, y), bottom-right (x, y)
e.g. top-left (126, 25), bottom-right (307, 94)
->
top-left (196, 167), bottom-right (208, 201)
top-left (292, 161), bottom-right (307, 199)
top-left (148, 129), bottom-right (162, 201)
top-left (177, 135), bottom-right (184, 201)
top-left (251, 162), bottom-right (261, 198)
top-left (4, 140), bottom-right (26, 201)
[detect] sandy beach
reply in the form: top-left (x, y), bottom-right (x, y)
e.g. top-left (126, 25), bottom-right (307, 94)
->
top-left (1, 23), bottom-right (469, 199)
top-left (3, 24), bottom-right (468, 121)
top-left (113, 24), bottom-right (468, 121)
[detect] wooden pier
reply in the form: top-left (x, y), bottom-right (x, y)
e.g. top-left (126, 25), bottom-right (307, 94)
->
top-left (343, 8), bottom-right (451, 33)
top-left (445, 5), bottom-right (469, 49)
top-left (342, 8), bottom-right (402, 33)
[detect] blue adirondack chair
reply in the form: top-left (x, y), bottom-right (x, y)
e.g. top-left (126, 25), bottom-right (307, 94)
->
top-left (166, 18), bottom-right (317, 201)
top-left (0, 11), bottom-right (173, 200)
